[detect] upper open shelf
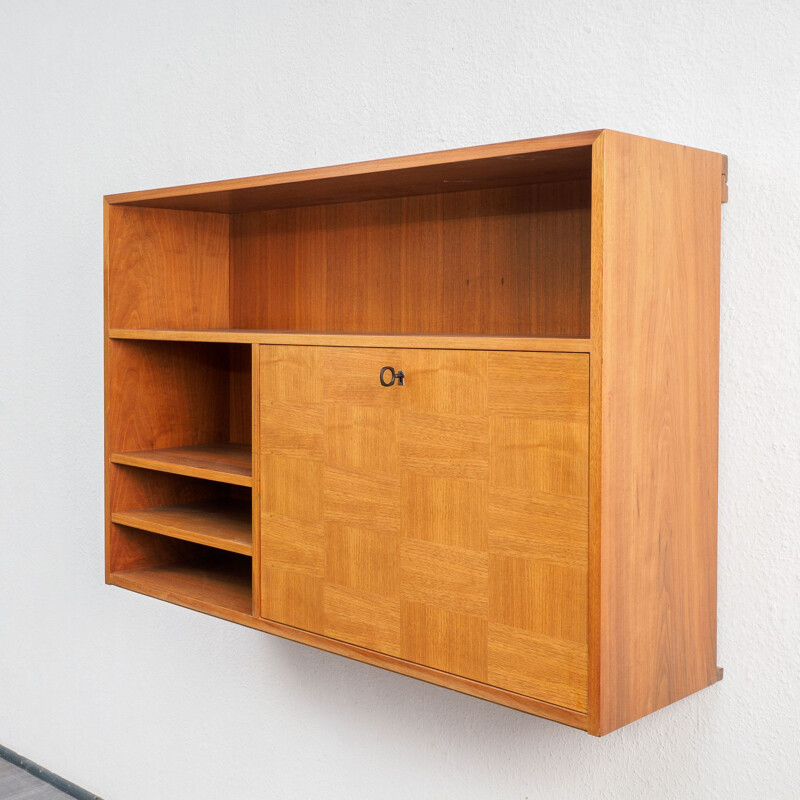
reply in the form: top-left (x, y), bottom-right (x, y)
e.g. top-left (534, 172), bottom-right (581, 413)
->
top-left (108, 328), bottom-right (591, 352)
top-left (106, 132), bottom-right (597, 212)
top-left (105, 132), bottom-right (596, 340)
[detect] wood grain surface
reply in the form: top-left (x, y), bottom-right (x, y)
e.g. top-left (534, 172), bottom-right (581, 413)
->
top-left (259, 345), bottom-right (589, 711)
top-left (590, 130), bottom-right (722, 735)
top-left (231, 182), bottom-right (590, 337)
top-left (107, 205), bottom-right (229, 329)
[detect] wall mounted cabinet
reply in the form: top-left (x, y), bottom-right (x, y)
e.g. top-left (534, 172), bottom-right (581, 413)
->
top-left (104, 130), bottom-right (726, 735)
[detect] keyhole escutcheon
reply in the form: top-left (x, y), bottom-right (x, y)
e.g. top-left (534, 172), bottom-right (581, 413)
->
top-left (379, 366), bottom-right (405, 387)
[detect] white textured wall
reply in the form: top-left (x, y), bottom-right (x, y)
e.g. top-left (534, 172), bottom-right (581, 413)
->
top-left (1, 1), bottom-right (798, 798)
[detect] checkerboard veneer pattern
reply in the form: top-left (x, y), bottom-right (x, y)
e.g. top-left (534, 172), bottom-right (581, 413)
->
top-left (260, 345), bottom-right (589, 711)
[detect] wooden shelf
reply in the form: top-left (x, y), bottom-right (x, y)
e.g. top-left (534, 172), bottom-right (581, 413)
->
top-left (105, 131), bottom-right (598, 213)
top-left (110, 443), bottom-right (252, 486)
top-left (109, 328), bottom-right (591, 353)
top-left (111, 555), bottom-right (252, 617)
top-left (112, 499), bottom-right (252, 555)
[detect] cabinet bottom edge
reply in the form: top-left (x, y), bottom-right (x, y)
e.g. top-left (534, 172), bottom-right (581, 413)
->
top-left (107, 574), bottom-right (588, 730)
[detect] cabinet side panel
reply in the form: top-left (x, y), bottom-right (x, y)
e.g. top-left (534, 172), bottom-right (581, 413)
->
top-left (597, 132), bottom-right (721, 734)
top-left (107, 205), bottom-right (230, 329)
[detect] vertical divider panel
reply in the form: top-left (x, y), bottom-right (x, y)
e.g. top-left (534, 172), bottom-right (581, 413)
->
top-left (230, 184), bottom-right (591, 337)
top-left (251, 344), bottom-right (262, 617)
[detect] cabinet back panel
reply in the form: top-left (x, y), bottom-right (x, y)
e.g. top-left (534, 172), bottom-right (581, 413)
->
top-left (231, 181), bottom-right (590, 337)
top-left (229, 344), bottom-right (253, 445)
top-left (107, 340), bottom-right (232, 454)
top-left (107, 205), bottom-right (230, 329)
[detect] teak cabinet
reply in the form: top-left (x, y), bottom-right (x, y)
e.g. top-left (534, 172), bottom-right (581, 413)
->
top-left (104, 130), bottom-right (726, 735)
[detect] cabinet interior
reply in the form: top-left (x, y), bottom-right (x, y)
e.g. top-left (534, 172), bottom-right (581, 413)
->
top-left (107, 148), bottom-right (592, 339)
top-left (107, 340), bottom-right (255, 614)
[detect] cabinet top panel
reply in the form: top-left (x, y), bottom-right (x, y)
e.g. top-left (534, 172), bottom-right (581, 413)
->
top-left (105, 131), bottom-right (602, 213)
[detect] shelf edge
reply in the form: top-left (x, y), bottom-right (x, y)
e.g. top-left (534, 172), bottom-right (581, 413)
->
top-left (110, 453), bottom-right (253, 487)
top-left (109, 329), bottom-right (592, 353)
top-left (111, 509), bottom-right (253, 556)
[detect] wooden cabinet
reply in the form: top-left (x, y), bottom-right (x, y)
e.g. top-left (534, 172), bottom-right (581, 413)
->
top-left (104, 130), bottom-right (726, 735)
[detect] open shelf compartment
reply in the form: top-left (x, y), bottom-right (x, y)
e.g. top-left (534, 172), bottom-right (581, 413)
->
top-left (106, 339), bottom-right (256, 610)
top-left (105, 139), bottom-right (592, 342)
top-left (110, 534), bottom-right (252, 618)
